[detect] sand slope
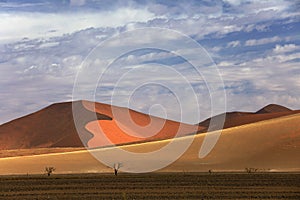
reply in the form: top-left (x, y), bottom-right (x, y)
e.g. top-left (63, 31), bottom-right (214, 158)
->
top-left (1, 101), bottom-right (297, 150)
top-left (82, 101), bottom-right (202, 147)
top-left (256, 104), bottom-right (292, 114)
top-left (0, 100), bottom-right (201, 150)
top-left (0, 101), bottom-right (111, 149)
top-left (0, 113), bottom-right (299, 174)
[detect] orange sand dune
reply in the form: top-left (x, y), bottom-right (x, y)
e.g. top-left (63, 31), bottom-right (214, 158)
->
top-left (0, 101), bottom-right (111, 150)
top-left (0, 101), bottom-right (298, 152)
top-left (0, 113), bottom-right (299, 174)
top-left (0, 100), bottom-right (203, 150)
top-left (82, 101), bottom-right (203, 147)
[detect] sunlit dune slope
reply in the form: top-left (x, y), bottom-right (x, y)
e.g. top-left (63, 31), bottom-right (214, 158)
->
top-left (82, 101), bottom-right (203, 147)
top-left (0, 148), bottom-right (84, 158)
top-left (0, 113), bottom-right (299, 174)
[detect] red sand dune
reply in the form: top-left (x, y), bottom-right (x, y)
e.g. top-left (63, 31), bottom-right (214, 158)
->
top-left (0, 101), bottom-right (298, 150)
top-left (199, 104), bottom-right (300, 132)
top-left (0, 101), bottom-right (111, 150)
top-left (82, 101), bottom-right (202, 147)
top-left (1, 112), bottom-right (299, 174)
top-left (0, 101), bottom-right (202, 150)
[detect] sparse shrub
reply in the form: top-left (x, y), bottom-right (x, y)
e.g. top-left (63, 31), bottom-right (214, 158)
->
top-left (45, 166), bottom-right (56, 176)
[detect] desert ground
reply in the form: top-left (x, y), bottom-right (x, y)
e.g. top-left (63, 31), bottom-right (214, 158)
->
top-left (0, 101), bottom-right (299, 199)
top-left (0, 173), bottom-right (299, 199)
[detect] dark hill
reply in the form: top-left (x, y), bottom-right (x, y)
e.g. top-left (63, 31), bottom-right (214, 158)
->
top-left (256, 104), bottom-right (292, 114)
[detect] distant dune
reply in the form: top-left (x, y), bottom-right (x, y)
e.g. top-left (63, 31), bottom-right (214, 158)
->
top-left (0, 112), bottom-right (299, 174)
top-left (199, 104), bottom-right (300, 132)
top-left (256, 104), bottom-right (292, 114)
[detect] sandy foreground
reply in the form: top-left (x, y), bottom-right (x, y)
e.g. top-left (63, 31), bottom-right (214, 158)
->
top-left (0, 113), bottom-right (299, 175)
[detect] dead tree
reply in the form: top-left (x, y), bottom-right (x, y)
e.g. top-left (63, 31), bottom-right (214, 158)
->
top-left (45, 167), bottom-right (55, 176)
top-left (113, 163), bottom-right (122, 176)
top-left (245, 167), bottom-right (258, 173)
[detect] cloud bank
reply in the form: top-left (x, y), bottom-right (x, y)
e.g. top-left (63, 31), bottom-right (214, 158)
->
top-left (0, 0), bottom-right (299, 124)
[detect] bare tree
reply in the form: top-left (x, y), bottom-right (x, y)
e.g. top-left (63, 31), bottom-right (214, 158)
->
top-left (45, 166), bottom-right (56, 176)
top-left (113, 163), bottom-right (122, 176)
top-left (245, 167), bottom-right (258, 173)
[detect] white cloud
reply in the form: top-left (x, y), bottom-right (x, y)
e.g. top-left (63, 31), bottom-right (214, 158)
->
top-left (223, 0), bottom-right (242, 6)
top-left (242, 0), bottom-right (289, 15)
top-left (0, 0), bottom-right (300, 125)
top-left (227, 40), bottom-right (241, 48)
top-left (0, 8), bottom-right (157, 42)
top-left (273, 44), bottom-right (300, 54)
top-left (224, 0), bottom-right (292, 14)
top-left (218, 61), bottom-right (235, 67)
top-left (252, 52), bottom-right (300, 64)
top-left (245, 36), bottom-right (281, 46)
top-left (216, 36), bottom-right (300, 113)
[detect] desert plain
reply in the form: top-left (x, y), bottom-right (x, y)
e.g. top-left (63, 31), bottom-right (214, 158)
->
top-left (0, 101), bottom-right (299, 199)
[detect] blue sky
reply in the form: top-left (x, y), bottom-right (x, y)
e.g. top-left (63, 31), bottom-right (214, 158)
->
top-left (0, 0), bottom-right (299, 124)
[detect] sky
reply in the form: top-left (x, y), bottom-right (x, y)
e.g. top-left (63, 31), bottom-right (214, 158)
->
top-left (0, 0), bottom-right (299, 124)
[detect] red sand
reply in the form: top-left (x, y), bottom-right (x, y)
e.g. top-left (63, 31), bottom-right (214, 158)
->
top-left (82, 101), bottom-right (202, 147)
top-left (0, 101), bottom-right (298, 150)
